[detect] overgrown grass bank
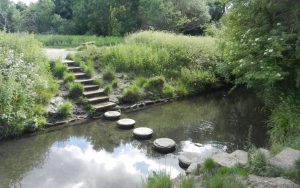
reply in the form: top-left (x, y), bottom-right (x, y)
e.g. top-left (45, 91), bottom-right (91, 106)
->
top-left (0, 32), bottom-right (58, 139)
top-left (76, 31), bottom-right (221, 102)
top-left (35, 34), bottom-right (123, 48)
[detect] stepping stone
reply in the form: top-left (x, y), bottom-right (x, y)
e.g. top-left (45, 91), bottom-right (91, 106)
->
top-left (133, 127), bottom-right (153, 139)
top-left (117, 118), bottom-right (135, 129)
top-left (178, 152), bottom-right (203, 168)
top-left (153, 138), bottom-right (176, 153)
top-left (104, 111), bottom-right (121, 120)
top-left (269, 147), bottom-right (300, 170)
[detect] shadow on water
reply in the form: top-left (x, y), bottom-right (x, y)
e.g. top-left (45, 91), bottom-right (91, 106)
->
top-left (0, 89), bottom-right (268, 188)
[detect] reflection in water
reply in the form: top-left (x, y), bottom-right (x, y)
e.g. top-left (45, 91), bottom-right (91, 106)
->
top-left (16, 138), bottom-right (181, 188)
top-left (0, 89), bottom-right (268, 188)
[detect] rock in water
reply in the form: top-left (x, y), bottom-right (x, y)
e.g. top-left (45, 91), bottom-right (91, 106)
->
top-left (117, 118), bottom-right (135, 129)
top-left (212, 150), bottom-right (248, 167)
top-left (153, 138), bottom-right (176, 153)
top-left (133, 127), bottom-right (153, 139)
top-left (269, 147), bottom-right (300, 170)
top-left (248, 174), bottom-right (300, 188)
top-left (178, 152), bottom-right (203, 168)
top-left (104, 111), bottom-right (121, 120)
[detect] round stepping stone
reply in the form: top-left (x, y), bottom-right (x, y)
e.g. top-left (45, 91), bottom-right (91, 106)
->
top-left (104, 111), bottom-right (121, 120)
top-left (133, 127), bottom-right (153, 139)
top-left (117, 118), bottom-right (135, 129)
top-left (153, 138), bottom-right (176, 153)
top-left (178, 152), bottom-right (203, 168)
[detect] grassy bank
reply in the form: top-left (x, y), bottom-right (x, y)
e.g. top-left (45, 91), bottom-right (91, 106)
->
top-left (75, 31), bottom-right (221, 103)
top-left (35, 34), bottom-right (123, 48)
top-left (0, 32), bottom-right (58, 139)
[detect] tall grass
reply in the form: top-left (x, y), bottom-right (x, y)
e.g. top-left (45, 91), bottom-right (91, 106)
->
top-left (35, 34), bottom-right (123, 48)
top-left (0, 32), bottom-right (58, 139)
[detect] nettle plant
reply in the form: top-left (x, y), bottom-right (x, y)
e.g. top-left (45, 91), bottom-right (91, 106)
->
top-left (0, 49), bottom-right (52, 137)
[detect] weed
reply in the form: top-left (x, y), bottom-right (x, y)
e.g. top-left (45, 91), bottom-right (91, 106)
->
top-left (58, 101), bottom-right (73, 118)
top-left (63, 72), bottom-right (75, 83)
top-left (68, 82), bottom-right (84, 98)
top-left (144, 172), bottom-right (172, 188)
top-left (122, 85), bottom-right (143, 103)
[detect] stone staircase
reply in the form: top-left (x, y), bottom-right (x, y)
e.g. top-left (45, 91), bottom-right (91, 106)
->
top-left (63, 60), bottom-right (116, 112)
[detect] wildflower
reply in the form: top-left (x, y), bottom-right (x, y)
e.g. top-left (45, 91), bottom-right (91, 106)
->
top-left (268, 49), bottom-right (274, 53)
top-left (255, 38), bottom-right (259, 41)
top-left (267, 38), bottom-right (272, 41)
top-left (277, 23), bottom-right (281, 26)
top-left (276, 73), bottom-right (281, 77)
top-left (239, 59), bottom-right (244, 63)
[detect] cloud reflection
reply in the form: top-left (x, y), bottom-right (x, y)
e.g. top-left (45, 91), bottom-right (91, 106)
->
top-left (15, 138), bottom-right (181, 188)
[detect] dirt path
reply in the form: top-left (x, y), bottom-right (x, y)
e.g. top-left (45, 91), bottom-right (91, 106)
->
top-left (43, 48), bottom-right (76, 60)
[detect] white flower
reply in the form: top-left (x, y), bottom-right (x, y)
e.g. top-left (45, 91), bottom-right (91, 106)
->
top-left (264, 52), bottom-right (268, 55)
top-left (239, 59), bottom-right (244, 63)
top-left (276, 73), bottom-right (281, 77)
top-left (251, 62), bottom-right (254, 64)
top-left (277, 23), bottom-right (281, 26)
top-left (267, 38), bottom-right (272, 41)
top-left (255, 38), bottom-right (259, 41)
top-left (268, 49), bottom-right (274, 53)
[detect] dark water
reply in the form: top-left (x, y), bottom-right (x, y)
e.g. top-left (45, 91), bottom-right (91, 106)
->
top-left (0, 89), bottom-right (268, 188)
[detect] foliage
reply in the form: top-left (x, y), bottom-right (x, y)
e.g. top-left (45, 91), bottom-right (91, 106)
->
top-left (112, 79), bottom-right (118, 88)
top-left (66, 53), bottom-right (75, 60)
top-left (144, 172), bottom-right (172, 188)
top-left (68, 82), bottom-right (84, 98)
top-left (57, 101), bottom-right (73, 118)
top-left (49, 59), bottom-right (66, 78)
top-left (102, 66), bottom-right (116, 81)
top-left (63, 72), bottom-right (75, 83)
top-left (121, 85), bottom-right (143, 103)
top-left (0, 32), bottom-right (58, 139)
top-left (144, 76), bottom-right (166, 93)
top-left (179, 177), bottom-right (195, 188)
top-left (221, 0), bottom-right (300, 149)
top-left (104, 84), bottom-right (112, 95)
top-left (162, 84), bottom-right (175, 98)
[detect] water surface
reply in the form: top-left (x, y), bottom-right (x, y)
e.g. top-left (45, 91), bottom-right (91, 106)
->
top-left (0, 89), bottom-right (268, 188)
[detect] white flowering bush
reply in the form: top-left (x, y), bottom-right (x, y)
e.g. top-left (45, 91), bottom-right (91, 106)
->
top-left (0, 32), bottom-right (58, 139)
top-left (220, 0), bottom-right (300, 149)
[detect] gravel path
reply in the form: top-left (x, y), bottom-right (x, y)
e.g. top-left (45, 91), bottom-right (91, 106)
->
top-left (43, 48), bottom-right (76, 60)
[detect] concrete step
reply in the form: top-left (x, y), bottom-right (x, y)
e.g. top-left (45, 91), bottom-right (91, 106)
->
top-left (62, 60), bottom-right (77, 67)
top-left (93, 102), bottom-right (116, 111)
top-left (88, 96), bottom-right (109, 104)
top-left (67, 66), bottom-right (82, 72)
top-left (74, 72), bottom-right (89, 79)
top-left (75, 79), bottom-right (95, 85)
top-left (83, 89), bottom-right (105, 98)
top-left (83, 85), bottom-right (100, 91)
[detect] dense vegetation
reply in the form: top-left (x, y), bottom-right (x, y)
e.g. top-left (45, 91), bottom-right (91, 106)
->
top-left (0, 32), bottom-right (58, 139)
top-left (221, 0), bottom-right (300, 151)
top-left (75, 31), bottom-right (220, 101)
top-left (0, 0), bottom-right (224, 35)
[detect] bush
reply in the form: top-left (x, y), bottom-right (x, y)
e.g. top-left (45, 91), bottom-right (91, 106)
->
top-left (179, 177), bottom-right (195, 188)
top-left (94, 78), bottom-right (102, 86)
top-left (104, 84), bottom-right (112, 95)
top-left (176, 81), bottom-right (188, 97)
top-left (144, 172), bottom-right (172, 188)
top-left (162, 84), bottom-right (175, 98)
top-left (103, 66), bottom-right (116, 81)
top-left (121, 85), bottom-right (143, 103)
top-left (63, 72), bottom-right (75, 83)
top-left (68, 83), bottom-right (84, 98)
top-left (66, 53), bottom-right (75, 60)
top-left (112, 79), bottom-right (118, 88)
top-left (144, 76), bottom-right (166, 93)
top-left (50, 59), bottom-right (66, 78)
top-left (0, 32), bottom-right (58, 139)
top-left (57, 101), bottom-right (73, 118)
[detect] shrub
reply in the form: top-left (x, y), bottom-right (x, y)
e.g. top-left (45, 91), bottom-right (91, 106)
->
top-left (144, 76), bottom-right (166, 93)
top-left (66, 53), bottom-right (75, 60)
top-left (94, 78), bottom-right (102, 86)
top-left (0, 32), bottom-right (58, 139)
top-left (103, 66), bottom-right (116, 80)
top-left (144, 172), bottom-right (172, 188)
top-left (121, 85), bottom-right (143, 103)
top-left (133, 77), bottom-right (147, 87)
top-left (50, 59), bottom-right (66, 78)
top-left (176, 81), bottom-right (188, 97)
top-left (162, 84), bottom-right (175, 98)
top-left (203, 158), bottom-right (217, 172)
top-left (57, 101), bottom-right (73, 118)
top-left (68, 82), bottom-right (84, 98)
top-left (63, 72), bottom-right (75, 83)
top-left (112, 79), bottom-right (118, 88)
top-left (82, 64), bottom-right (94, 77)
top-left (104, 84), bottom-right (112, 95)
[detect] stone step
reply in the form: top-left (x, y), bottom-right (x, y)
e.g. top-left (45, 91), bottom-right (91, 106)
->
top-left (93, 102), bottom-right (116, 111)
top-left (75, 79), bottom-right (95, 85)
top-left (67, 66), bottom-right (82, 72)
top-left (83, 89), bottom-right (105, 98)
top-left (74, 72), bottom-right (89, 79)
top-left (83, 85), bottom-right (100, 91)
top-left (62, 60), bottom-right (77, 67)
top-left (88, 96), bottom-right (109, 104)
